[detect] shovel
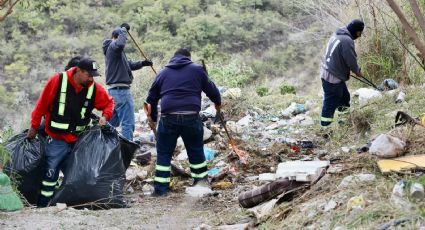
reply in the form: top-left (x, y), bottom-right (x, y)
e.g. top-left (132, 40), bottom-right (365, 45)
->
top-left (350, 74), bottom-right (381, 91)
top-left (200, 60), bottom-right (249, 164)
top-left (216, 109), bottom-right (249, 164)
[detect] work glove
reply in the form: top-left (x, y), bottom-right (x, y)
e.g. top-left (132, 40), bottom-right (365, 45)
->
top-left (141, 60), bottom-right (153, 67)
top-left (120, 23), bottom-right (130, 31)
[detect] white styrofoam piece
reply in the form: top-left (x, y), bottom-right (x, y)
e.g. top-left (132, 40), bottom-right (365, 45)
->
top-left (275, 160), bottom-right (330, 182)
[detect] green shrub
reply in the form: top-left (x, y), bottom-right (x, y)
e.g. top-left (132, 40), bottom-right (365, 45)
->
top-left (256, 86), bottom-right (269, 97)
top-left (279, 84), bottom-right (296, 95)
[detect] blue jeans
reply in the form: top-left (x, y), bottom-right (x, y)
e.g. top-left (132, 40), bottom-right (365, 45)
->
top-left (320, 79), bottom-right (350, 126)
top-left (38, 137), bottom-right (73, 207)
top-left (108, 88), bottom-right (135, 141)
top-left (154, 114), bottom-right (208, 194)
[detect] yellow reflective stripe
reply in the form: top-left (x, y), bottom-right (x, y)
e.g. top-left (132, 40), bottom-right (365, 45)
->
top-left (190, 161), bottom-right (207, 169)
top-left (58, 72), bottom-right (68, 116)
top-left (59, 93), bottom-right (66, 103)
top-left (191, 171), bottom-right (208, 178)
top-left (320, 117), bottom-right (333, 122)
top-left (42, 181), bottom-right (57, 186)
top-left (81, 107), bottom-right (86, 119)
top-left (87, 84), bottom-right (94, 99)
top-left (50, 121), bottom-right (69, 130)
top-left (76, 126), bottom-right (86, 132)
top-left (155, 165), bottom-right (171, 172)
top-left (61, 72), bottom-right (68, 93)
top-left (154, 177), bottom-right (170, 183)
top-left (41, 190), bottom-right (54, 197)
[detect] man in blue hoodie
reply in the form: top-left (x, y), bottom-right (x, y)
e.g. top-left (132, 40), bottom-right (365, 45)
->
top-left (102, 23), bottom-right (153, 140)
top-left (320, 19), bottom-right (365, 127)
top-left (146, 48), bottom-right (221, 196)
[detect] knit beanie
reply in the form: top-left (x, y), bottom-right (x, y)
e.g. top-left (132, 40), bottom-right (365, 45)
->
top-left (347, 19), bottom-right (364, 39)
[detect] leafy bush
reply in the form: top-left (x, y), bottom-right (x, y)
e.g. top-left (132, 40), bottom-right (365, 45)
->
top-left (208, 61), bottom-right (254, 87)
top-left (256, 86), bottom-right (269, 97)
top-left (279, 84), bottom-right (296, 95)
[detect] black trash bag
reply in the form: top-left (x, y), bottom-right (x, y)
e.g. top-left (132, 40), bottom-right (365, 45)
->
top-left (119, 135), bottom-right (139, 169)
top-left (50, 125), bottom-right (126, 209)
top-left (3, 131), bottom-right (45, 204)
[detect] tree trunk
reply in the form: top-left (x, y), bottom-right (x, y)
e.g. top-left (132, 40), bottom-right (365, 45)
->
top-left (0, 0), bottom-right (20, 22)
top-left (386, 0), bottom-right (425, 59)
top-left (408, 0), bottom-right (425, 37)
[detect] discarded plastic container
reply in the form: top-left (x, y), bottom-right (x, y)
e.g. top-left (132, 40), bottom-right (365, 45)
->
top-left (204, 147), bottom-right (215, 161)
top-left (391, 180), bottom-right (412, 209)
top-left (238, 178), bottom-right (304, 208)
top-left (410, 183), bottom-right (424, 200)
top-left (395, 91), bottom-right (406, 103)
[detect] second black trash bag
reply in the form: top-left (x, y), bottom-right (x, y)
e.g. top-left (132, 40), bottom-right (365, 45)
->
top-left (50, 125), bottom-right (126, 209)
top-left (3, 131), bottom-right (45, 205)
top-left (118, 135), bottom-right (139, 169)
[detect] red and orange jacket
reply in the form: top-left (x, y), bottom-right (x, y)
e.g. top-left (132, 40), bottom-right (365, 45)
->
top-left (31, 67), bottom-right (114, 143)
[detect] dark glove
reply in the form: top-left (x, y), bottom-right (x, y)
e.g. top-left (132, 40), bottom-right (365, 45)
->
top-left (120, 23), bottom-right (130, 31)
top-left (141, 60), bottom-right (153, 67)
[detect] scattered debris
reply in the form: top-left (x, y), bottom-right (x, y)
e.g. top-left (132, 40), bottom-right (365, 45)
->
top-left (410, 183), bottom-right (424, 201)
top-left (369, 134), bottom-right (406, 158)
top-left (238, 178), bottom-right (305, 208)
top-left (395, 91), bottom-right (406, 103)
top-left (346, 195), bottom-right (366, 211)
top-left (185, 185), bottom-right (213, 198)
top-left (391, 180), bottom-right (412, 209)
top-left (275, 161), bottom-right (329, 182)
top-left (338, 174), bottom-right (376, 189)
top-left (353, 88), bottom-right (382, 105)
top-left (377, 155), bottom-right (425, 173)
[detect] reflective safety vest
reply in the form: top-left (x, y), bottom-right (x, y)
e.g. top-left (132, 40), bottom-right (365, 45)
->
top-left (48, 72), bottom-right (96, 134)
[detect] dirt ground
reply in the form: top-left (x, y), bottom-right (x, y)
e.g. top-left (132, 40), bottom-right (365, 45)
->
top-left (0, 190), bottom-right (246, 230)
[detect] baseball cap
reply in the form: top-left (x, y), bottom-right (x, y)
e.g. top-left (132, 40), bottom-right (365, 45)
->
top-left (77, 58), bottom-right (101, 77)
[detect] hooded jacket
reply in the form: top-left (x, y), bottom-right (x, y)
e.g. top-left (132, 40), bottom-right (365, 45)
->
top-left (102, 28), bottom-right (145, 85)
top-left (321, 27), bottom-right (361, 81)
top-left (146, 54), bottom-right (221, 122)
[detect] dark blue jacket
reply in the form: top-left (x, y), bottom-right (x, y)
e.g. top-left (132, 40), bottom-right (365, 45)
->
top-left (321, 27), bottom-right (361, 81)
top-left (146, 55), bottom-right (221, 122)
top-left (102, 28), bottom-right (145, 85)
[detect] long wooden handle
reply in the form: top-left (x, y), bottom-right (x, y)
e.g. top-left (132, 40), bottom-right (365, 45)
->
top-left (127, 30), bottom-right (157, 75)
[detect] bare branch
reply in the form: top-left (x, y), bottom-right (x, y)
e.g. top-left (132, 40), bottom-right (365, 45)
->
top-left (408, 0), bottom-right (425, 37)
top-left (0, 0), bottom-right (20, 22)
top-left (376, 3), bottom-right (425, 70)
top-left (386, 0), bottom-right (425, 59)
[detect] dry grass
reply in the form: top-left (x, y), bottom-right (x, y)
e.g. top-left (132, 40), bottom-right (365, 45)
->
top-left (255, 83), bottom-right (425, 229)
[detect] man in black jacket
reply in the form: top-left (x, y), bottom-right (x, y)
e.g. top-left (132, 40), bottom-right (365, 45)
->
top-left (320, 19), bottom-right (365, 127)
top-left (102, 23), bottom-right (153, 140)
top-left (146, 48), bottom-right (221, 196)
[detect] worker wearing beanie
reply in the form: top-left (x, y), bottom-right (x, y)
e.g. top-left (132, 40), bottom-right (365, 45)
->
top-left (320, 19), bottom-right (365, 127)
